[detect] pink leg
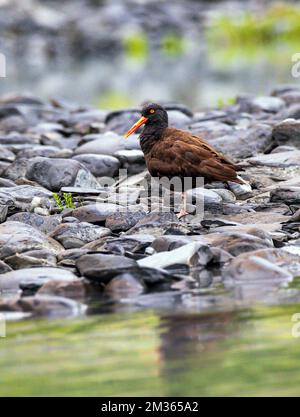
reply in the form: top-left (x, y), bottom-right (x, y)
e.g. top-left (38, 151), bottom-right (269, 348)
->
top-left (176, 191), bottom-right (189, 219)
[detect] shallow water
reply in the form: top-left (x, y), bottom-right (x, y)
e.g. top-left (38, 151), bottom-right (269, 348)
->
top-left (1, 302), bottom-right (300, 396)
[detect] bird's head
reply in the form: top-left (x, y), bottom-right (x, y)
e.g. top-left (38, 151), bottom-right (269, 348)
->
top-left (124, 103), bottom-right (168, 138)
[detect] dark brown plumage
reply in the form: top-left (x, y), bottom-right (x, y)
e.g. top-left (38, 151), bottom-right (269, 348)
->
top-left (124, 103), bottom-right (244, 217)
top-left (145, 127), bottom-right (242, 185)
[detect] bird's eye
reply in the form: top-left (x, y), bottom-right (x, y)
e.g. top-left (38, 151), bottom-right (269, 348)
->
top-left (149, 109), bottom-right (155, 114)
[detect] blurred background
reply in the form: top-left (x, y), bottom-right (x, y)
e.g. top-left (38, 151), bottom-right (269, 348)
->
top-left (0, 0), bottom-right (300, 110)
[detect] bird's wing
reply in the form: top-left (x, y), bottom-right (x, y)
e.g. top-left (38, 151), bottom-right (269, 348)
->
top-left (147, 128), bottom-right (242, 183)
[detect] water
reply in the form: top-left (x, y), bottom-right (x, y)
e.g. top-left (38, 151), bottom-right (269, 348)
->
top-left (1, 1), bottom-right (300, 396)
top-left (1, 303), bottom-right (300, 396)
top-left (1, 45), bottom-right (298, 110)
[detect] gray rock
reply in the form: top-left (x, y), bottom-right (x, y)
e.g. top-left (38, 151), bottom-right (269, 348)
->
top-left (0, 260), bottom-right (12, 274)
top-left (26, 157), bottom-right (100, 191)
top-left (168, 110), bottom-right (192, 128)
top-left (105, 273), bottom-right (145, 298)
top-left (204, 231), bottom-right (273, 256)
top-left (0, 204), bottom-right (8, 223)
top-left (49, 222), bottom-right (111, 249)
top-left (271, 85), bottom-right (300, 97)
top-left (0, 146), bottom-right (15, 162)
top-left (57, 248), bottom-right (90, 267)
top-left (248, 150), bottom-right (300, 167)
top-left (0, 133), bottom-right (39, 145)
top-left (189, 120), bottom-right (233, 140)
top-left (278, 103), bottom-right (300, 120)
top-left (71, 203), bottom-right (119, 223)
top-left (17, 145), bottom-right (70, 159)
top-left (37, 278), bottom-right (89, 299)
top-left (138, 242), bottom-right (213, 269)
top-left (227, 181), bottom-right (252, 197)
top-left (76, 253), bottom-right (138, 284)
top-left (29, 122), bottom-right (65, 134)
top-left (5, 249), bottom-right (57, 269)
top-left (0, 185), bottom-right (51, 210)
top-left (0, 178), bottom-right (15, 187)
top-left (75, 132), bottom-right (139, 156)
top-left (133, 267), bottom-right (181, 287)
top-left (104, 111), bottom-right (141, 135)
top-left (93, 234), bottom-right (155, 255)
top-left (270, 187), bottom-right (300, 204)
top-left (273, 119), bottom-right (300, 147)
top-left (212, 189), bottom-right (236, 203)
top-left (9, 212), bottom-right (62, 234)
top-left (210, 124), bottom-right (273, 159)
top-left (0, 295), bottom-right (86, 318)
top-left (126, 211), bottom-right (190, 236)
top-left (279, 91), bottom-right (300, 106)
top-left (0, 221), bottom-right (63, 260)
top-left (238, 95), bottom-right (285, 113)
top-left (151, 236), bottom-right (193, 252)
top-left (3, 158), bottom-right (31, 181)
top-left (0, 267), bottom-right (77, 292)
top-left (72, 154), bottom-right (120, 177)
top-left (105, 207), bottom-right (146, 232)
top-left (223, 256), bottom-right (292, 285)
top-left (114, 149), bottom-right (145, 174)
top-left (186, 187), bottom-right (222, 206)
top-left (236, 248), bottom-right (300, 276)
top-left (271, 145), bottom-right (296, 153)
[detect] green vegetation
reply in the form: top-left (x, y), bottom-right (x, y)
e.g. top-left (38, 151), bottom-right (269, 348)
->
top-left (206, 2), bottom-right (300, 65)
top-left (123, 31), bottom-right (149, 60)
top-left (207, 3), bottom-right (300, 47)
top-left (53, 192), bottom-right (75, 211)
top-left (161, 33), bottom-right (185, 57)
top-left (96, 91), bottom-right (133, 111)
top-left (217, 96), bottom-right (236, 109)
top-left (1, 304), bottom-right (300, 396)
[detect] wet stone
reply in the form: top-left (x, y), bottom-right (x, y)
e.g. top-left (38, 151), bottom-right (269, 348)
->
top-left (37, 278), bottom-right (90, 299)
top-left (104, 274), bottom-right (145, 299)
top-left (76, 253), bottom-right (138, 284)
top-left (0, 267), bottom-right (78, 292)
top-left (0, 295), bottom-right (86, 318)
top-left (223, 256), bottom-right (292, 285)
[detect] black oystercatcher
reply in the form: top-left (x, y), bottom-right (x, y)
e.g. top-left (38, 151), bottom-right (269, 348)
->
top-left (124, 103), bottom-right (244, 218)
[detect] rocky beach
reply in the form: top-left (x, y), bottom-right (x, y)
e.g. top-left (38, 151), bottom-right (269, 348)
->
top-left (2, 0), bottom-right (300, 398)
top-left (1, 89), bottom-right (300, 319)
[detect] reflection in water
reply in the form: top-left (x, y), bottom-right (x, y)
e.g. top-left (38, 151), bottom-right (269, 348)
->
top-left (1, 304), bottom-right (299, 396)
top-left (159, 311), bottom-right (237, 361)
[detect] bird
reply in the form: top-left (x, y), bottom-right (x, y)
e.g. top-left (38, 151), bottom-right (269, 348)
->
top-left (124, 103), bottom-right (244, 218)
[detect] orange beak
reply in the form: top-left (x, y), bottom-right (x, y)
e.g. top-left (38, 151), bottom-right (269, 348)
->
top-left (124, 116), bottom-right (148, 138)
